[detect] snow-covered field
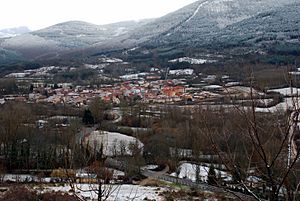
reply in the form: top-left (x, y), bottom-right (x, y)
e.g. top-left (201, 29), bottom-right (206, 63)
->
top-left (169, 57), bottom-right (216, 65)
top-left (84, 131), bottom-right (144, 156)
top-left (84, 63), bottom-right (107, 69)
top-left (203, 85), bottom-right (223, 90)
top-left (256, 97), bottom-right (300, 113)
top-left (98, 57), bottom-right (123, 63)
top-left (269, 87), bottom-right (300, 96)
top-left (5, 72), bottom-right (30, 78)
top-left (120, 73), bottom-right (149, 80)
top-left (171, 162), bottom-right (232, 182)
top-left (2, 174), bottom-right (38, 182)
top-left (43, 184), bottom-right (164, 201)
top-left (169, 69), bottom-right (194, 75)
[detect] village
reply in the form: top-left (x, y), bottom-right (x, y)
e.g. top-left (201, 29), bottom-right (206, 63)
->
top-left (0, 61), bottom-right (300, 200)
top-left (0, 60), bottom-right (285, 110)
top-left (0, 0), bottom-right (299, 199)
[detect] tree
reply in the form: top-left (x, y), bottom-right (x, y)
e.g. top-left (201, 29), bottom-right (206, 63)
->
top-left (207, 165), bottom-right (217, 185)
top-left (0, 163), bottom-right (6, 183)
top-left (0, 102), bottom-right (33, 170)
top-left (66, 141), bottom-right (121, 201)
top-left (125, 140), bottom-right (145, 178)
top-left (2, 186), bottom-right (79, 201)
top-left (0, 78), bottom-right (18, 95)
top-left (89, 98), bottom-right (111, 124)
top-left (195, 164), bottom-right (201, 183)
top-left (86, 160), bottom-right (117, 201)
top-left (149, 69), bottom-right (300, 201)
top-left (82, 109), bottom-right (94, 125)
top-left (193, 88), bottom-right (300, 201)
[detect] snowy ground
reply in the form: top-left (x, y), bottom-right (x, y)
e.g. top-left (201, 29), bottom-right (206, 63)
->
top-left (141, 165), bottom-right (159, 171)
top-left (84, 131), bottom-right (144, 156)
top-left (169, 69), bottom-right (194, 76)
top-left (120, 73), bottom-right (149, 80)
top-left (203, 85), bottom-right (223, 90)
top-left (98, 57), bottom-right (123, 63)
top-left (42, 184), bottom-right (164, 201)
top-left (269, 87), bottom-right (300, 96)
top-left (2, 174), bottom-right (39, 182)
top-left (171, 162), bottom-right (232, 182)
top-left (169, 57), bottom-right (216, 65)
top-left (1, 168), bottom-right (125, 183)
top-left (256, 97), bottom-right (300, 113)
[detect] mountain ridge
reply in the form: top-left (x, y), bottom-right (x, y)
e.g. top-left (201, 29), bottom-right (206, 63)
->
top-left (79, 0), bottom-right (299, 59)
top-left (0, 20), bottom-right (153, 60)
top-left (0, 0), bottom-right (299, 64)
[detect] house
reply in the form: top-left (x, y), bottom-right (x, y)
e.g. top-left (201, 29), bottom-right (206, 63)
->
top-left (162, 86), bottom-right (185, 97)
top-left (57, 83), bottom-right (73, 89)
top-left (32, 82), bottom-right (45, 88)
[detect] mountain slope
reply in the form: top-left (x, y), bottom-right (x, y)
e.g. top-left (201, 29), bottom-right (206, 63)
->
top-left (0, 0), bottom-right (299, 64)
top-left (0, 20), bottom-right (153, 60)
top-left (0, 48), bottom-right (23, 65)
top-left (85, 0), bottom-right (299, 58)
top-left (140, 0), bottom-right (298, 49)
top-left (33, 20), bottom-right (152, 48)
top-left (209, 3), bottom-right (300, 51)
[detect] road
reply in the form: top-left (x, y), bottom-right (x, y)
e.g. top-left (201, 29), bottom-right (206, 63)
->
top-left (142, 169), bottom-right (258, 200)
top-left (105, 158), bottom-right (259, 201)
top-left (109, 107), bottom-right (122, 124)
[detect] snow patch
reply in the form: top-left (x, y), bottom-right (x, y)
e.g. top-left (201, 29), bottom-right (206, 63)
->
top-left (120, 73), bottom-right (149, 80)
top-left (256, 97), bottom-right (300, 113)
top-left (84, 131), bottom-right (144, 157)
top-left (43, 184), bottom-right (164, 201)
top-left (169, 57), bottom-right (216, 65)
top-left (141, 165), bottom-right (159, 171)
top-left (186, 1), bottom-right (209, 23)
top-left (5, 73), bottom-right (30, 78)
top-left (98, 57), bottom-right (123, 63)
top-left (268, 87), bottom-right (300, 96)
top-left (169, 69), bottom-right (194, 76)
top-left (171, 162), bottom-right (232, 182)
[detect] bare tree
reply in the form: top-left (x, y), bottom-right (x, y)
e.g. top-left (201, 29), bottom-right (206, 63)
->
top-left (65, 131), bottom-right (121, 201)
top-left (193, 84), bottom-right (300, 201)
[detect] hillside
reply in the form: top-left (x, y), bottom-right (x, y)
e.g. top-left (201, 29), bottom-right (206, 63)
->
top-left (130, 0), bottom-right (300, 56)
top-left (0, 0), bottom-right (299, 64)
top-left (0, 48), bottom-right (23, 65)
top-left (0, 20), bottom-right (152, 60)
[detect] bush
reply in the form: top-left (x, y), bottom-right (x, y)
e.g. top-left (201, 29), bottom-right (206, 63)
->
top-left (2, 186), bottom-right (79, 201)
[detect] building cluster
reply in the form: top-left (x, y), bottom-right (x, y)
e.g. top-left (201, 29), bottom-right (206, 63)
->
top-left (2, 64), bottom-right (269, 107)
top-left (26, 79), bottom-right (192, 106)
top-left (2, 76), bottom-right (266, 108)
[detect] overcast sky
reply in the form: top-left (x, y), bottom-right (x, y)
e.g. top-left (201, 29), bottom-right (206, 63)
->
top-left (0, 0), bottom-right (197, 30)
